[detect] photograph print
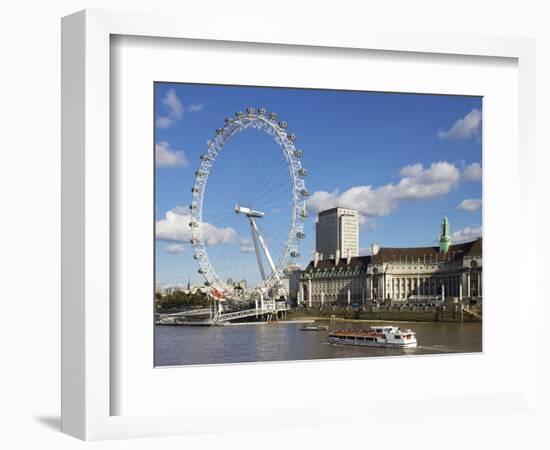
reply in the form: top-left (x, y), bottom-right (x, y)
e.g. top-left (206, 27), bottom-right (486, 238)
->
top-left (154, 83), bottom-right (483, 367)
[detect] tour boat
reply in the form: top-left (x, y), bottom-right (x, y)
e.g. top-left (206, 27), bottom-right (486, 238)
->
top-left (328, 326), bottom-right (417, 348)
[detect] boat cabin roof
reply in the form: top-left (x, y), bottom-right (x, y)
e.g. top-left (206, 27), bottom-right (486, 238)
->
top-left (371, 326), bottom-right (399, 332)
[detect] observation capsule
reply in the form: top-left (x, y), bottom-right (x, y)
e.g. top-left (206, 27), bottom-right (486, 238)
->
top-left (224, 118), bottom-right (233, 124)
top-left (189, 221), bottom-right (198, 228)
top-left (235, 111), bottom-right (244, 118)
top-left (191, 187), bottom-right (199, 193)
top-left (189, 204), bottom-right (197, 210)
top-left (193, 254), bottom-right (198, 260)
top-left (258, 107), bottom-right (267, 116)
top-left (300, 189), bottom-right (310, 197)
top-left (246, 107), bottom-right (255, 115)
top-left (269, 112), bottom-right (277, 122)
top-left (198, 268), bottom-right (205, 274)
top-left (215, 128), bottom-right (223, 134)
top-left (294, 149), bottom-right (303, 157)
top-left (290, 251), bottom-right (300, 258)
top-left (296, 231), bottom-right (306, 239)
top-left (278, 121), bottom-right (288, 129)
top-left (299, 209), bottom-right (309, 218)
top-left (298, 168), bottom-right (307, 176)
top-left (287, 133), bottom-right (296, 141)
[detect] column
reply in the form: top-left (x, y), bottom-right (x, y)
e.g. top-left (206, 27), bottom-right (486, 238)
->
top-left (369, 275), bottom-right (374, 299)
top-left (308, 278), bottom-right (312, 307)
top-left (455, 276), bottom-right (458, 296)
top-left (382, 271), bottom-right (386, 300)
top-left (467, 272), bottom-right (471, 298)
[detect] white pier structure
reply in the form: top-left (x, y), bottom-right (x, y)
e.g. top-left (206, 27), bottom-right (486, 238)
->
top-left (157, 299), bottom-right (289, 326)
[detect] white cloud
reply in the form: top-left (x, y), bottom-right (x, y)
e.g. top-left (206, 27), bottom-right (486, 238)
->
top-left (399, 163), bottom-right (424, 178)
top-left (156, 89), bottom-right (184, 128)
top-left (165, 244), bottom-right (187, 254)
top-left (187, 103), bottom-right (204, 112)
top-left (452, 226), bottom-right (482, 244)
top-left (239, 238), bottom-right (256, 253)
top-left (308, 161), bottom-right (461, 220)
top-left (163, 89), bottom-right (184, 119)
top-left (463, 162), bottom-right (482, 181)
top-left (156, 206), bottom-right (237, 246)
top-left (156, 116), bottom-right (175, 129)
top-left (156, 141), bottom-right (188, 168)
top-left (458, 198), bottom-right (482, 211)
top-left (156, 90), bottom-right (204, 128)
top-left (438, 108), bottom-right (482, 140)
top-left (357, 215), bottom-right (377, 230)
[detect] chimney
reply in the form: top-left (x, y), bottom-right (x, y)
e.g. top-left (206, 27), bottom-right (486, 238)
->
top-left (314, 252), bottom-right (319, 268)
top-left (371, 242), bottom-right (379, 256)
top-left (335, 249), bottom-right (340, 266)
top-left (346, 249), bottom-right (351, 265)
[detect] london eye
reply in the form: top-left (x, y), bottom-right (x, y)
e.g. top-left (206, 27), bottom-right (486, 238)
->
top-left (189, 108), bottom-right (308, 301)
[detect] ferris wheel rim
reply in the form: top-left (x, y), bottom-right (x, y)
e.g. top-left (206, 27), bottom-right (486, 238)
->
top-left (189, 109), bottom-right (308, 295)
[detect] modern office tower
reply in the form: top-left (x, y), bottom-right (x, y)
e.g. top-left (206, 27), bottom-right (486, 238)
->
top-left (315, 207), bottom-right (359, 259)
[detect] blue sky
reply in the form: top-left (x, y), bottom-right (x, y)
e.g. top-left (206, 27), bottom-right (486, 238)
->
top-left (155, 83), bottom-right (482, 287)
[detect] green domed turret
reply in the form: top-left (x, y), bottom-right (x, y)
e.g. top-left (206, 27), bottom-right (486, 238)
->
top-left (439, 214), bottom-right (451, 254)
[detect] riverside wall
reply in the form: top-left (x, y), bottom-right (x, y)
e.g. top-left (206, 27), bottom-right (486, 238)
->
top-left (287, 305), bottom-right (482, 323)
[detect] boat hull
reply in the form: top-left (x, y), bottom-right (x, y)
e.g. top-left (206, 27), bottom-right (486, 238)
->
top-left (328, 338), bottom-right (417, 348)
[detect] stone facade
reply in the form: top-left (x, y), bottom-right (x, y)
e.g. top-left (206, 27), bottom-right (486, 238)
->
top-left (299, 238), bottom-right (482, 307)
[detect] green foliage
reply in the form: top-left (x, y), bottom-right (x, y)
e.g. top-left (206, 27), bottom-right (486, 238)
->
top-left (155, 290), bottom-right (213, 311)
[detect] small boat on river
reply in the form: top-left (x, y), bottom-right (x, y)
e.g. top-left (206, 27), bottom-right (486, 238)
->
top-left (300, 325), bottom-right (329, 331)
top-left (328, 326), bottom-right (417, 348)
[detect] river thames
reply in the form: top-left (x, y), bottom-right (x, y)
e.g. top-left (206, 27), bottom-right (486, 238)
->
top-left (155, 320), bottom-right (482, 367)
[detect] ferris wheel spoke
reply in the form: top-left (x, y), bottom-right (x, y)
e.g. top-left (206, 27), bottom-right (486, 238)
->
top-left (250, 161), bottom-right (291, 207)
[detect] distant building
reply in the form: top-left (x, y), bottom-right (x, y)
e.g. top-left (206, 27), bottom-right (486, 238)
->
top-left (227, 278), bottom-right (247, 290)
top-left (315, 207), bottom-right (359, 260)
top-left (300, 215), bottom-right (482, 306)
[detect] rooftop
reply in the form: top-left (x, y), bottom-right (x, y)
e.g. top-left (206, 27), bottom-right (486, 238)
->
top-left (304, 237), bottom-right (482, 273)
top-left (372, 237), bottom-right (482, 263)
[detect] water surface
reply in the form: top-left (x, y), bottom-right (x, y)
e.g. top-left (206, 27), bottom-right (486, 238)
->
top-left (155, 320), bottom-right (482, 367)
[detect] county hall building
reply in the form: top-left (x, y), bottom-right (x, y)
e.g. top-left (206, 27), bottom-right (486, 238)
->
top-left (299, 211), bottom-right (482, 306)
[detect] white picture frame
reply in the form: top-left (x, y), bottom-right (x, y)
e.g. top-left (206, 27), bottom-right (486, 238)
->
top-left (61, 9), bottom-right (537, 441)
